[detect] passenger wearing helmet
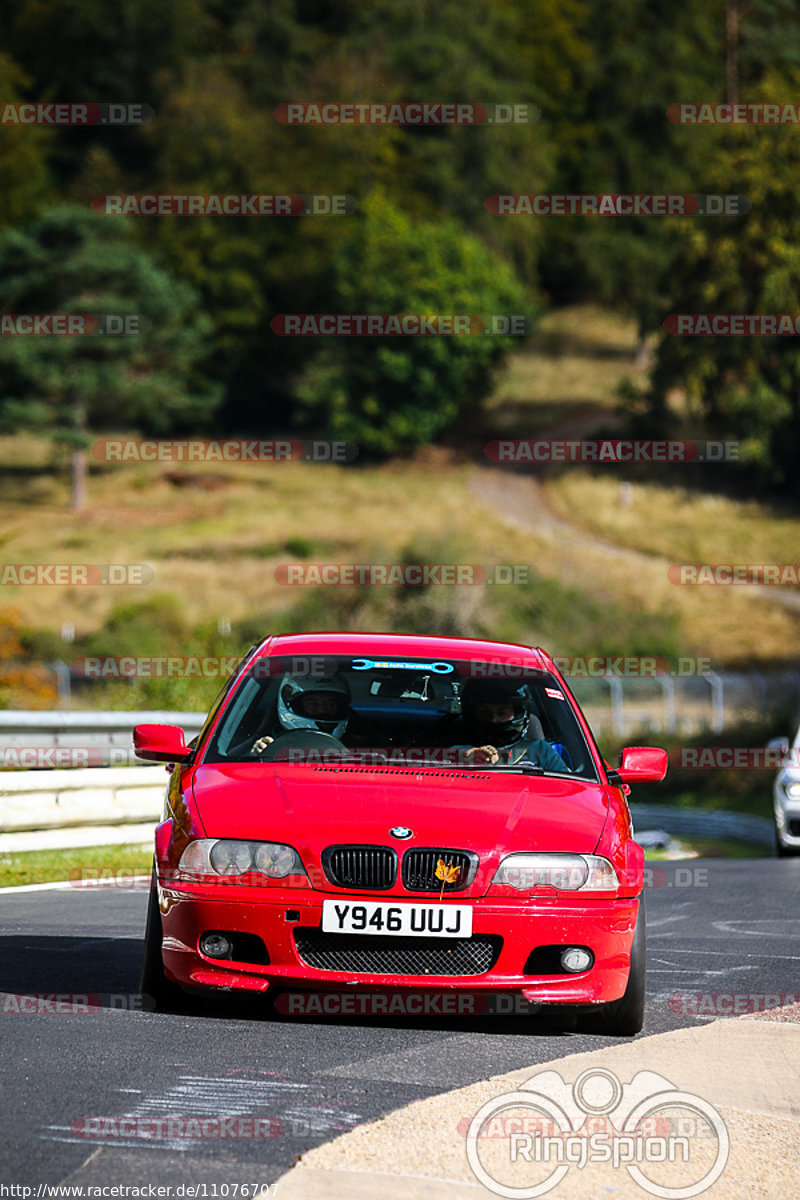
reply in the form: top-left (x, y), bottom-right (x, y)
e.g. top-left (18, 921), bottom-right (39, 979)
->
top-left (457, 679), bottom-right (568, 771)
top-left (250, 673), bottom-right (351, 754)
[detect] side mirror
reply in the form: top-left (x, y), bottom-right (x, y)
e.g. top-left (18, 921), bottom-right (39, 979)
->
top-left (609, 746), bottom-right (668, 784)
top-left (133, 724), bottom-right (192, 763)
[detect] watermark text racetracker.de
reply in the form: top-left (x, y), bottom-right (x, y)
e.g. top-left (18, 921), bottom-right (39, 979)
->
top-left (670, 746), bottom-right (800, 769)
top-left (486, 193), bottom-right (748, 216)
top-left (669, 992), bottom-right (799, 1018)
top-left (665, 313), bottom-right (800, 335)
top-left (275, 563), bottom-right (531, 585)
top-left (0, 747), bottom-right (140, 768)
top-left (1, 993), bottom-right (142, 1014)
top-left (274, 102), bottom-right (537, 124)
top-left (486, 439), bottom-right (739, 463)
top-left (0, 314), bottom-right (148, 336)
top-left (73, 655), bottom-right (244, 679)
top-left (92, 194), bottom-right (357, 216)
top-left (91, 439), bottom-right (358, 463)
top-left (0, 564), bottom-right (152, 585)
top-left (668, 563), bottom-right (800, 585)
top-left (271, 313), bottom-right (529, 336)
top-left (465, 1066), bottom-right (729, 1198)
top-left (2, 102), bottom-right (153, 125)
top-left (668, 101), bottom-right (800, 124)
top-left (467, 655), bottom-right (714, 678)
top-left (57, 862), bottom-right (705, 891)
top-left (72, 652), bottom-right (715, 681)
top-left (70, 1116), bottom-right (286, 1140)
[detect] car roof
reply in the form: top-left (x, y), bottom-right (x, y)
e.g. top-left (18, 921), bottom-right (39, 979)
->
top-left (253, 632), bottom-right (553, 671)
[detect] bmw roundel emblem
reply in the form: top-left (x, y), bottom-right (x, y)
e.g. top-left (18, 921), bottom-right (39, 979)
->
top-left (389, 826), bottom-right (413, 840)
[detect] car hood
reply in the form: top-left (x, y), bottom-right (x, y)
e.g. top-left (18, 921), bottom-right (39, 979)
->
top-left (191, 763), bottom-right (610, 894)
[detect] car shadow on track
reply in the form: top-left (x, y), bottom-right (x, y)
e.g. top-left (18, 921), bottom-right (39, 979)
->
top-left (0, 934), bottom-right (143, 1005)
top-left (0, 934), bottom-right (621, 1038)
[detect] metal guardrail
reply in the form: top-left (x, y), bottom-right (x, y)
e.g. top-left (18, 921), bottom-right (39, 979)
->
top-left (0, 767), bottom-right (166, 833)
top-left (630, 803), bottom-right (774, 848)
top-left (0, 710), bottom-right (206, 766)
top-left (573, 671), bottom-right (800, 736)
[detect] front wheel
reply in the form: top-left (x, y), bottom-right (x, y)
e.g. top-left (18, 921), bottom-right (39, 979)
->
top-left (580, 895), bottom-right (646, 1037)
top-left (775, 828), bottom-right (800, 857)
top-left (139, 868), bottom-right (187, 1012)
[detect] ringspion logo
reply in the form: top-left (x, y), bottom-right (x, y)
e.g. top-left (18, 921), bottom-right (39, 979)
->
top-left (466, 1067), bottom-right (729, 1198)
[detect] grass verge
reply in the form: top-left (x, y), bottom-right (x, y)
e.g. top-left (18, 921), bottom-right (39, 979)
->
top-left (644, 838), bottom-right (770, 859)
top-left (0, 843), bottom-right (153, 889)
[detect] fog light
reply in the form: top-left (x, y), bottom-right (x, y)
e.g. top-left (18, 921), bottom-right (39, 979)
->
top-left (200, 932), bottom-right (232, 959)
top-left (561, 947), bottom-right (593, 973)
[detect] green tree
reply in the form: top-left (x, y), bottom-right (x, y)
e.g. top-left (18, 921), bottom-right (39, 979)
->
top-left (0, 53), bottom-right (52, 228)
top-left (650, 71), bottom-right (800, 495)
top-left (0, 206), bottom-right (221, 508)
top-left (295, 192), bottom-right (531, 455)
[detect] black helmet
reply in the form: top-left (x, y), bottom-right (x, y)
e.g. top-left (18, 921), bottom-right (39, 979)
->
top-left (460, 679), bottom-right (529, 746)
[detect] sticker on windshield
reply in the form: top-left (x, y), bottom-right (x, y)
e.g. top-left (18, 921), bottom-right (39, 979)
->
top-left (351, 658), bottom-right (454, 673)
top-left (546, 687), bottom-right (565, 699)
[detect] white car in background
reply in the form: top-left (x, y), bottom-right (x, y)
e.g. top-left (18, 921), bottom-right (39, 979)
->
top-left (771, 728), bottom-right (800, 856)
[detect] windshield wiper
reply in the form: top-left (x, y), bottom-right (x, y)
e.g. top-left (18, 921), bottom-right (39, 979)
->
top-left (487, 762), bottom-right (546, 774)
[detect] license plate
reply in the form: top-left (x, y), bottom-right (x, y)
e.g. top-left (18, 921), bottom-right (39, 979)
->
top-left (322, 899), bottom-right (472, 938)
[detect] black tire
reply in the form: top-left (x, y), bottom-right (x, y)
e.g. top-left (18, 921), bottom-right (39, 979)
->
top-left (580, 894), bottom-right (646, 1037)
top-left (776, 832), bottom-right (800, 857)
top-left (139, 868), bottom-right (186, 1012)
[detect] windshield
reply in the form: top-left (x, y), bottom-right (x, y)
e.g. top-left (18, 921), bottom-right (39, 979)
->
top-left (203, 654), bottom-right (599, 780)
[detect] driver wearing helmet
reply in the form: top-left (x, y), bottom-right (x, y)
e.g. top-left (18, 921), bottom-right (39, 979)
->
top-left (250, 672), bottom-right (351, 754)
top-left (457, 678), bottom-right (568, 771)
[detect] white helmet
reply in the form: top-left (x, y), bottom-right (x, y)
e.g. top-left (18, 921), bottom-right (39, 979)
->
top-left (276, 673), bottom-right (351, 739)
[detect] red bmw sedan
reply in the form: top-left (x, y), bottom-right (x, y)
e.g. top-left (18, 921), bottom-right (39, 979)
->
top-left (136, 632), bottom-right (667, 1035)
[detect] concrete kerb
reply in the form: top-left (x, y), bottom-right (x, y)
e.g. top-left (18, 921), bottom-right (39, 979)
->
top-left (273, 1012), bottom-right (800, 1199)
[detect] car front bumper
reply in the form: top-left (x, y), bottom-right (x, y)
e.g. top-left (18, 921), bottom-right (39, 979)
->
top-left (774, 782), bottom-right (800, 846)
top-left (156, 877), bottom-right (640, 1006)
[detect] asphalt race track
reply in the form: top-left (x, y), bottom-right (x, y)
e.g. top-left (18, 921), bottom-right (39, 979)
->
top-left (1, 858), bottom-right (798, 1188)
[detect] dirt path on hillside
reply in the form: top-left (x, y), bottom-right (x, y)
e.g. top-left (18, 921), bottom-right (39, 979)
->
top-left (468, 461), bottom-right (800, 617)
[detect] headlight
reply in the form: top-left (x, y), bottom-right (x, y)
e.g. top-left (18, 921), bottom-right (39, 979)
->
top-left (784, 782), bottom-right (800, 801)
top-left (253, 842), bottom-right (301, 878)
top-left (210, 840), bottom-right (253, 875)
top-left (493, 853), bottom-right (618, 891)
top-left (178, 839), bottom-right (305, 879)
